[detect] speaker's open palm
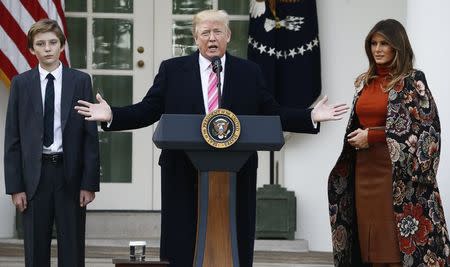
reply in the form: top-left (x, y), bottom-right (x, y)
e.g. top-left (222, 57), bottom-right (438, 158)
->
top-left (75, 93), bottom-right (112, 122)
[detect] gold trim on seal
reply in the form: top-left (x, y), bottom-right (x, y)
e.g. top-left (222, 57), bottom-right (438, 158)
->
top-left (201, 109), bottom-right (241, 148)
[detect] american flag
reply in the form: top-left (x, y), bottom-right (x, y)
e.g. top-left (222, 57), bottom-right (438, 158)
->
top-left (0, 0), bottom-right (70, 87)
top-left (248, 0), bottom-right (321, 110)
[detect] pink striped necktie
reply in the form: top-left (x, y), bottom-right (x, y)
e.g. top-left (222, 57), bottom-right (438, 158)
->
top-left (207, 66), bottom-right (219, 113)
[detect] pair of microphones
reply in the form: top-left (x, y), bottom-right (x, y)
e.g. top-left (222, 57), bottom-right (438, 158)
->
top-left (211, 56), bottom-right (223, 73)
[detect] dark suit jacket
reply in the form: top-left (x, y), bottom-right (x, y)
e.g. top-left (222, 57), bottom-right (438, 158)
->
top-left (4, 66), bottom-right (100, 199)
top-left (105, 50), bottom-right (319, 182)
top-left (106, 51), bottom-right (318, 133)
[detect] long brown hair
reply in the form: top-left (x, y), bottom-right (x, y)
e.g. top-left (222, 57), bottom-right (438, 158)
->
top-left (356, 19), bottom-right (414, 91)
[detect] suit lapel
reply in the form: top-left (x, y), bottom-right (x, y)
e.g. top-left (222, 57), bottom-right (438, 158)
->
top-left (29, 68), bottom-right (43, 118)
top-left (182, 52), bottom-right (205, 114)
top-left (61, 67), bottom-right (75, 133)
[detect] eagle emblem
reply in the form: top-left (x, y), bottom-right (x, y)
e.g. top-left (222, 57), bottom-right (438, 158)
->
top-left (201, 109), bottom-right (241, 149)
top-left (212, 118), bottom-right (231, 140)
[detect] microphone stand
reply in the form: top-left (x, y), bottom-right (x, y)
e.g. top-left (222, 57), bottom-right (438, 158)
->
top-left (215, 68), bottom-right (222, 109)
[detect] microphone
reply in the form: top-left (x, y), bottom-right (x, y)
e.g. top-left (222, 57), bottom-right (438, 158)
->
top-left (211, 56), bottom-right (223, 73)
top-left (210, 56), bottom-right (222, 109)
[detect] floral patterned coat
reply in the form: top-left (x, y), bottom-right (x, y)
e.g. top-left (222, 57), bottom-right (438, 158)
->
top-left (328, 70), bottom-right (450, 267)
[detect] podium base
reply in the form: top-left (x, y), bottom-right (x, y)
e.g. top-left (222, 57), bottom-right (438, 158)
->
top-left (194, 171), bottom-right (239, 267)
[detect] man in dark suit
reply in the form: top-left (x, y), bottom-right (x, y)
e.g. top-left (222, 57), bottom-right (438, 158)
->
top-left (4, 19), bottom-right (99, 267)
top-left (75, 10), bottom-right (347, 266)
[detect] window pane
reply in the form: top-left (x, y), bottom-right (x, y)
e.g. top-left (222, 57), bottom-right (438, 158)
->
top-left (93, 0), bottom-right (133, 13)
top-left (92, 19), bottom-right (133, 69)
top-left (93, 75), bottom-right (133, 107)
top-left (173, 0), bottom-right (212, 15)
top-left (219, 0), bottom-right (248, 15)
top-left (99, 132), bottom-right (132, 183)
top-left (66, 17), bottom-right (87, 68)
top-left (172, 21), bottom-right (196, 57)
top-left (65, 0), bottom-right (87, 12)
top-left (228, 21), bottom-right (249, 59)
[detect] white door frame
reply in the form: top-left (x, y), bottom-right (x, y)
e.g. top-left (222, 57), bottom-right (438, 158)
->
top-left (86, 0), bottom-right (157, 210)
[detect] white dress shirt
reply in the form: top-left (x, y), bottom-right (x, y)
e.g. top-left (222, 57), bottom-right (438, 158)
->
top-left (199, 53), bottom-right (225, 113)
top-left (39, 62), bottom-right (63, 154)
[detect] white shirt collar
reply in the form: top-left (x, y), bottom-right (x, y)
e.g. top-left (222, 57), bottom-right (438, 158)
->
top-left (38, 62), bottom-right (63, 81)
top-left (198, 53), bottom-right (226, 72)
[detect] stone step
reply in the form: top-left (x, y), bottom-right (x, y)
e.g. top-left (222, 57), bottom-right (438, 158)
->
top-left (0, 238), bottom-right (311, 253)
top-left (0, 257), bottom-right (333, 267)
top-left (4, 211), bottom-right (333, 265)
top-left (85, 211), bottom-right (310, 253)
top-left (0, 239), bottom-right (333, 265)
top-left (86, 211), bottom-right (162, 239)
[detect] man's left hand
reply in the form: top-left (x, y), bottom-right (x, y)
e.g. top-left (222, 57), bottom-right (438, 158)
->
top-left (80, 190), bottom-right (95, 207)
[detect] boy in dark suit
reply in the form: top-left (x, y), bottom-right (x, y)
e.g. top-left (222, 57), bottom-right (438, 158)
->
top-left (4, 19), bottom-right (99, 267)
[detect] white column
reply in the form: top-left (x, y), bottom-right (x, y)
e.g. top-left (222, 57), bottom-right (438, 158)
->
top-left (407, 1), bottom-right (450, 220)
top-left (0, 82), bottom-right (15, 237)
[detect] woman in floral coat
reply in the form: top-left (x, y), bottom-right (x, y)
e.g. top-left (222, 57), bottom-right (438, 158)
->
top-left (328, 19), bottom-right (450, 267)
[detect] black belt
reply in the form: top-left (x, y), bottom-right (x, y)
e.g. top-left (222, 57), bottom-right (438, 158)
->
top-left (42, 153), bottom-right (63, 164)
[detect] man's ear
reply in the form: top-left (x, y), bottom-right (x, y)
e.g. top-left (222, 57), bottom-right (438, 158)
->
top-left (29, 47), bottom-right (36, 55)
top-left (226, 32), bottom-right (231, 43)
top-left (194, 36), bottom-right (199, 46)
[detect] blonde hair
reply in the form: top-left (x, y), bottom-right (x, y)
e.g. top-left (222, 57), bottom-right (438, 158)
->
top-left (27, 19), bottom-right (66, 49)
top-left (192, 10), bottom-right (230, 37)
top-left (356, 19), bottom-right (414, 91)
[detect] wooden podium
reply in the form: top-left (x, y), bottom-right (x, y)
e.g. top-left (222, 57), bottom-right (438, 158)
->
top-left (153, 114), bottom-right (284, 267)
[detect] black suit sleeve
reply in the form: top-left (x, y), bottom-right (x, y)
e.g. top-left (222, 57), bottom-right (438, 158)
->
top-left (255, 64), bottom-right (319, 134)
top-left (4, 77), bottom-right (26, 194)
top-left (80, 74), bottom-right (100, 192)
top-left (103, 61), bottom-right (167, 131)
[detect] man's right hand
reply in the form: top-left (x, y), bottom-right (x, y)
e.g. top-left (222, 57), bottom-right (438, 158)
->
top-left (12, 192), bottom-right (27, 212)
top-left (75, 93), bottom-right (112, 122)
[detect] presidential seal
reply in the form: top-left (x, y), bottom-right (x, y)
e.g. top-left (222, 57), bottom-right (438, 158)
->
top-left (201, 109), bottom-right (241, 148)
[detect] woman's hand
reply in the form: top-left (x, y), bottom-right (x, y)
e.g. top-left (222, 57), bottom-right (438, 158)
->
top-left (347, 128), bottom-right (369, 150)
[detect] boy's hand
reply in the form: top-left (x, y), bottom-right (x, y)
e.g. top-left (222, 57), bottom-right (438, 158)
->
top-left (80, 190), bottom-right (95, 207)
top-left (12, 192), bottom-right (27, 212)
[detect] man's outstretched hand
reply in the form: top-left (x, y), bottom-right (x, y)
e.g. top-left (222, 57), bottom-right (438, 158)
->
top-left (311, 95), bottom-right (349, 123)
top-left (75, 93), bottom-right (112, 122)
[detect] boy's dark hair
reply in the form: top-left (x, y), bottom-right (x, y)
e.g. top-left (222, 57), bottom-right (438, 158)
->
top-left (27, 19), bottom-right (66, 49)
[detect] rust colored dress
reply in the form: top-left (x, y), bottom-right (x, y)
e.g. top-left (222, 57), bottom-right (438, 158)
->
top-left (354, 67), bottom-right (401, 263)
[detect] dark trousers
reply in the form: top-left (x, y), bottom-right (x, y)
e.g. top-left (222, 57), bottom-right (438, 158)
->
top-left (22, 157), bottom-right (86, 267)
top-left (159, 154), bottom-right (257, 267)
